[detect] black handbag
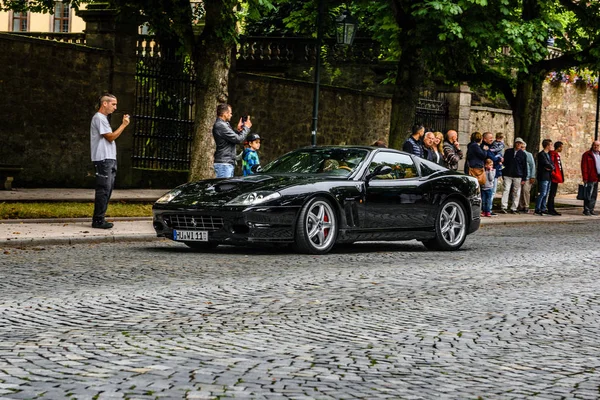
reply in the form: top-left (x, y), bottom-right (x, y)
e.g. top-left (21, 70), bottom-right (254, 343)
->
top-left (577, 184), bottom-right (589, 201)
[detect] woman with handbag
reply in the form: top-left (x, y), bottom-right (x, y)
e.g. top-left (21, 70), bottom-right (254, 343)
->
top-left (466, 132), bottom-right (488, 186)
top-left (580, 141), bottom-right (600, 216)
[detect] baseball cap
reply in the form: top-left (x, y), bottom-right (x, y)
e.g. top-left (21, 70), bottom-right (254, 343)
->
top-left (514, 137), bottom-right (525, 144)
top-left (246, 133), bottom-right (262, 142)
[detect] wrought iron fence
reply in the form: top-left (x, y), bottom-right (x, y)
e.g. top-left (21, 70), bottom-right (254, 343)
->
top-left (132, 36), bottom-right (196, 171)
top-left (237, 36), bottom-right (380, 71)
top-left (415, 91), bottom-right (449, 133)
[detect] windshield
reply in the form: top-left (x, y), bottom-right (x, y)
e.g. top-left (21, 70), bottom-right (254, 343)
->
top-left (261, 147), bottom-right (370, 176)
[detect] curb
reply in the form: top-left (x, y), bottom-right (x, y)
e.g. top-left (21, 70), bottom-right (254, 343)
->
top-left (1, 234), bottom-right (165, 248)
top-left (480, 216), bottom-right (594, 226)
top-left (0, 217), bottom-right (152, 224)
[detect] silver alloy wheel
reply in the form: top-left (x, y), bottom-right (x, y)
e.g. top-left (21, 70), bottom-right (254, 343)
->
top-left (439, 201), bottom-right (466, 246)
top-left (305, 200), bottom-right (336, 251)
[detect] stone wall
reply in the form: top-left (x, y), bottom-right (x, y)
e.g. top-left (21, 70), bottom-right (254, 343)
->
top-left (469, 106), bottom-right (515, 144)
top-left (2, 29), bottom-right (598, 194)
top-left (0, 33), bottom-right (112, 187)
top-left (541, 81), bottom-right (598, 193)
top-left (230, 73), bottom-right (392, 165)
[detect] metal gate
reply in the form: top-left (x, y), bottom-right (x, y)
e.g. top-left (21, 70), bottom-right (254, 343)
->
top-left (132, 36), bottom-right (196, 171)
top-left (415, 91), bottom-right (449, 133)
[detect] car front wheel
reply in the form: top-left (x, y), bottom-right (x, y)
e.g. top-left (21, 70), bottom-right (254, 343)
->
top-left (423, 200), bottom-right (467, 251)
top-left (294, 197), bottom-right (338, 255)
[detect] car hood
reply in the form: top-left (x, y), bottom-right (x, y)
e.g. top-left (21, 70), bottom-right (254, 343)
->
top-left (161, 174), bottom-right (335, 207)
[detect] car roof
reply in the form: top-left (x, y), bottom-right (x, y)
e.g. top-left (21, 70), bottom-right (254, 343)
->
top-left (296, 145), bottom-right (403, 152)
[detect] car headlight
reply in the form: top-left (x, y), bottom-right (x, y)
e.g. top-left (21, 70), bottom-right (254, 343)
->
top-left (227, 191), bottom-right (281, 206)
top-left (156, 189), bottom-right (182, 204)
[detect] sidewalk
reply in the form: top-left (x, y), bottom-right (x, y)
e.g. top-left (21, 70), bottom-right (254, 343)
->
top-left (0, 189), bottom-right (591, 248)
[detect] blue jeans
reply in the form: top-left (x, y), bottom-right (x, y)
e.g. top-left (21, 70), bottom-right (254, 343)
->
top-left (214, 163), bottom-right (234, 178)
top-left (93, 159), bottom-right (117, 222)
top-left (535, 180), bottom-right (551, 212)
top-left (481, 189), bottom-right (493, 213)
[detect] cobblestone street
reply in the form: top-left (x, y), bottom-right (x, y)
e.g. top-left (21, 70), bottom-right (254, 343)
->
top-left (1, 221), bottom-right (599, 399)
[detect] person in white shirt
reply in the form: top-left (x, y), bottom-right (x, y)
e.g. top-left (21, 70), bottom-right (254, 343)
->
top-left (90, 94), bottom-right (130, 229)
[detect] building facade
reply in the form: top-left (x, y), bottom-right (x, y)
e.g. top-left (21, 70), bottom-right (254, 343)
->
top-left (0, 3), bottom-right (86, 33)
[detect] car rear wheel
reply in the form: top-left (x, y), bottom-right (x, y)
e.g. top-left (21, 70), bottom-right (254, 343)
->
top-left (184, 242), bottom-right (219, 251)
top-left (423, 200), bottom-right (467, 251)
top-left (294, 197), bottom-right (338, 255)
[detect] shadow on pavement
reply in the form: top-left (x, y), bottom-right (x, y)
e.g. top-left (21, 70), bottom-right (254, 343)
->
top-left (141, 240), bottom-right (467, 255)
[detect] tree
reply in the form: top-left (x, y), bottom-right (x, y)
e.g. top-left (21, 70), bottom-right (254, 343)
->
top-left (110, 0), bottom-right (274, 181)
top-left (268, 0), bottom-right (498, 148)
top-left (430, 0), bottom-right (600, 151)
top-left (1, 0), bottom-right (273, 181)
top-left (245, 0), bottom-right (600, 152)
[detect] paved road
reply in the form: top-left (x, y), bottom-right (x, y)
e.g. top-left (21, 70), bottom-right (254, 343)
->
top-left (1, 221), bottom-right (599, 399)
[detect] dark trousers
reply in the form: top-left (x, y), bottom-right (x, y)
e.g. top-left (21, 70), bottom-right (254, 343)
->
top-left (93, 159), bottom-right (117, 222)
top-left (583, 181), bottom-right (598, 213)
top-left (547, 182), bottom-right (559, 212)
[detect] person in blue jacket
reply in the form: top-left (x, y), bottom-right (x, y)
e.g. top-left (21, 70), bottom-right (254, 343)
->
top-left (242, 133), bottom-right (262, 176)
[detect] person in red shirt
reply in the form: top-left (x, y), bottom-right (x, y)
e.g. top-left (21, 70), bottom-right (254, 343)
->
top-left (580, 141), bottom-right (600, 216)
top-left (547, 141), bottom-right (564, 216)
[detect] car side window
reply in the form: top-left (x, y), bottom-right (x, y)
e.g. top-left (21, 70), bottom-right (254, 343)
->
top-left (369, 152), bottom-right (417, 179)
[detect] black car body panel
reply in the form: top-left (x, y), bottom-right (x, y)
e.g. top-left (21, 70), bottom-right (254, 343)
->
top-left (153, 146), bottom-right (481, 251)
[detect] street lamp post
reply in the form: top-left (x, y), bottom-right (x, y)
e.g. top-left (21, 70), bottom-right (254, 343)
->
top-left (311, 0), bottom-right (325, 147)
top-left (311, 4), bottom-right (357, 146)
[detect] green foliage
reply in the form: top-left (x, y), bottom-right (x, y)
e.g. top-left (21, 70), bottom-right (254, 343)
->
top-left (0, 202), bottom-right (153, 219)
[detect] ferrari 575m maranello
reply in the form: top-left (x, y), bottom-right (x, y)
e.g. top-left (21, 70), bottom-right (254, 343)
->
top-left (153, 146), bottom-right (481, 254)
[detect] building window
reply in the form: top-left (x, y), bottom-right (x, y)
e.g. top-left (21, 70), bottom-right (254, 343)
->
top-left (12, 11), bottom-right (28, 32)
top-left (53, 2), bottom-right (70, 32)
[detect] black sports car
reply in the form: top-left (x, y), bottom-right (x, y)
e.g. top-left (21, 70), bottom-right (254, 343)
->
top-left (153, 146), bottom-right (481, 254)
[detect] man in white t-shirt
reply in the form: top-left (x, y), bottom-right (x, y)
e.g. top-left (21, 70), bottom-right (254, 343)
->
top-left (90, 94), bottom-right (130, 229)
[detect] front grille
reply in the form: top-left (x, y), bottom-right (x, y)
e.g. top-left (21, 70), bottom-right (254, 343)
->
top-left (166, 214), bottom-right (224, 231)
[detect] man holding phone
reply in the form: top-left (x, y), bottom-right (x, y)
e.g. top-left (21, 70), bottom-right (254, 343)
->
top-left (213, 103), bottom-right (252, 178)
top-left (90, 93), bottom-right (130, 229)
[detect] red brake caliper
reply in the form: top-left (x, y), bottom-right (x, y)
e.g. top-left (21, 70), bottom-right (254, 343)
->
top-left (323, 213), bottom-right (329, 237)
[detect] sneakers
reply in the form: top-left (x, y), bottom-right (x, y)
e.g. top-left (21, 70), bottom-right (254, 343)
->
top-left (92, 221), bottom-right (114, 229)
top-left (500, 209), bottom-right (508, 214)
top-left (534, 210), bottom-right (546, 216)
top-left (584, 211), bottom-right (592, 216)
top-left (482, 212), bottom-right (492, 217)
top-left (548, 210), bottom-right (561, 216)
top-left (490, 212), bottom-right (498, 217)
top-left (509, 209), bottom-right (518, 214)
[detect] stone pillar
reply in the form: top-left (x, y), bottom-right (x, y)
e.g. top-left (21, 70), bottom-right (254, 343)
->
top-left (439, 83), bottom-right (472, 171)
top-left (78, 4), bottom-right (139, 188)
top-left (441, 83), bottom-right (472, 142)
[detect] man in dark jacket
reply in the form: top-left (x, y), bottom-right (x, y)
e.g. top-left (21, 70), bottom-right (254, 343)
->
top-left (500, 137), bottom-right (527, 213)
top-left (402, 124), bottom-right (425, 158)
top-left (213, 103), bottom-right (252, 178)
top-left (534, 139), bottom-right (555, 215)
top-left (580, 141), bottom-right (600, 215)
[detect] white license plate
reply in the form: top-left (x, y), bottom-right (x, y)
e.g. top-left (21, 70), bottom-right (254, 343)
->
top-left (173, 230), bottom-right (208, 242)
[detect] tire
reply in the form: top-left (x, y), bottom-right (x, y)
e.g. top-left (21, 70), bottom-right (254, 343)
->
top-left (423, 200), bottom-right (467, 251)
top-left (184, 241), bottom-right (219, 251)
top-left (294, 197), bottom-right (338, 255)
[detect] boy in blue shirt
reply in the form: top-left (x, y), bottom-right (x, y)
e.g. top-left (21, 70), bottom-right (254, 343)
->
top-left (242, 133), bottom-right (262, 176)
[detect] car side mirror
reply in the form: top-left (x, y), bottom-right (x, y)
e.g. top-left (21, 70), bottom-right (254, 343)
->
top-left (251, 164), bottom-right (262, 173)
top-left (366, 165), bottom-right (392, 181)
